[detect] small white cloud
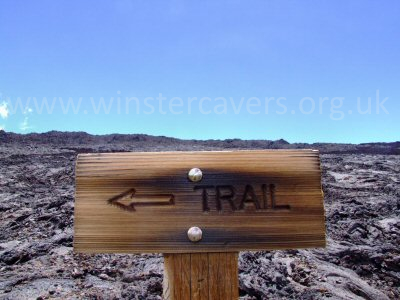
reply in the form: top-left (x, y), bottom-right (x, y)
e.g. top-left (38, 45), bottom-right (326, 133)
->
top-left (0, 125), bottom-right (4, 131)
top-left (20, 117), bottom-right (31, 132)
top-left (23, 107), bottom-right (33, 115)
top-left (19, 106), bottom-right (34, 132)
top-left (0, 102), bottom-right (9, 119)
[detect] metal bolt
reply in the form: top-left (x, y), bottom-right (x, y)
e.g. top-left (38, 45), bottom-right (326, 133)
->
top-left (188, 227), bottom-right (203, 242)
top-left (188, 168), bottom-right (203, 182)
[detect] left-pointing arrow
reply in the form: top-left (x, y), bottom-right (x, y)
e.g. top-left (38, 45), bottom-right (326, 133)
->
top-left (107, 188), bottom-right (175, 212)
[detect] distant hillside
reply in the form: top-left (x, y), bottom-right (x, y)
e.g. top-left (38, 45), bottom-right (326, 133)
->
top-left (0, 130), bottom-right (399, 155)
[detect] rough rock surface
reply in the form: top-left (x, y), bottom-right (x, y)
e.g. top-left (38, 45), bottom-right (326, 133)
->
top-left (0, 131), bottom-right (399, 299)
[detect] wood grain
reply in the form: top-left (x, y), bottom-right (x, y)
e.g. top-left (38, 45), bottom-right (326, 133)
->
top-left (164, 253), bottom-right (239, 300)
top-left (74, 150), bottom-right (326, 253)
top-left (190, 253), bottom-right (209, 300)
top-left (164, 254), bottom-right (192, 299)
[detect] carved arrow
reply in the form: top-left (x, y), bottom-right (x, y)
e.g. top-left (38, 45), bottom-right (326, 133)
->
top-left (107, 188), bottom-right (175, 212)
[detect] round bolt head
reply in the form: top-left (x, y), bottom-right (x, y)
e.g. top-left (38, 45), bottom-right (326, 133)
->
top-left (188, 168), bottom-right (203, 182)
top-left (187, 227), bottom-right (203, 242)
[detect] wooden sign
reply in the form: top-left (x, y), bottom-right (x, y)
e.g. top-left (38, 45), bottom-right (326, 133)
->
top-left (74, 150), bottom-right (326, 254)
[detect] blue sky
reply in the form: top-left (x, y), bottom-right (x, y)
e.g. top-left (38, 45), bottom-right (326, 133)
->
top-left (0, 0), bottom-right (399, 143)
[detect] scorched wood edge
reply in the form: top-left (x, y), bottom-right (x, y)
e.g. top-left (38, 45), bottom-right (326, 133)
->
top-left (74, 150), bottom-right (326, 254)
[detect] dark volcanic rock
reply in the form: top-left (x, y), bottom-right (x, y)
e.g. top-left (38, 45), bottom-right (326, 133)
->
top-left (0, 131), bottom-right (399, 299)
top-left (0, 130), bottom-right (399, 154)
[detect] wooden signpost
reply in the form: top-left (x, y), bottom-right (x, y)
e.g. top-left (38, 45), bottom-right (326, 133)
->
top-left (74, 150), bottom-right (326, 299)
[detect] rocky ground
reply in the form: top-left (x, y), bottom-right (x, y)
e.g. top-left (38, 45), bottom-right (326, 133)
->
top-left (0, 131), bottom-right (399, 299)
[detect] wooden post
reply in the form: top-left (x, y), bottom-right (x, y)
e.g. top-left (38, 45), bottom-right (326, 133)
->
top-left (164, 253), bottom-right (239, 300)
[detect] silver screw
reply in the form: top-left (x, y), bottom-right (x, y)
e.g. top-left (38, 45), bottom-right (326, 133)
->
top-left (188, 168), bottom-right (203, 182)
top-left (187, 227), bottom-right (203, 242)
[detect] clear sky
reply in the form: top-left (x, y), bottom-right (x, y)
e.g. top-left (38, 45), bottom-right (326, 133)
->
top-left (0, 0), bottom-right (399, 143)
